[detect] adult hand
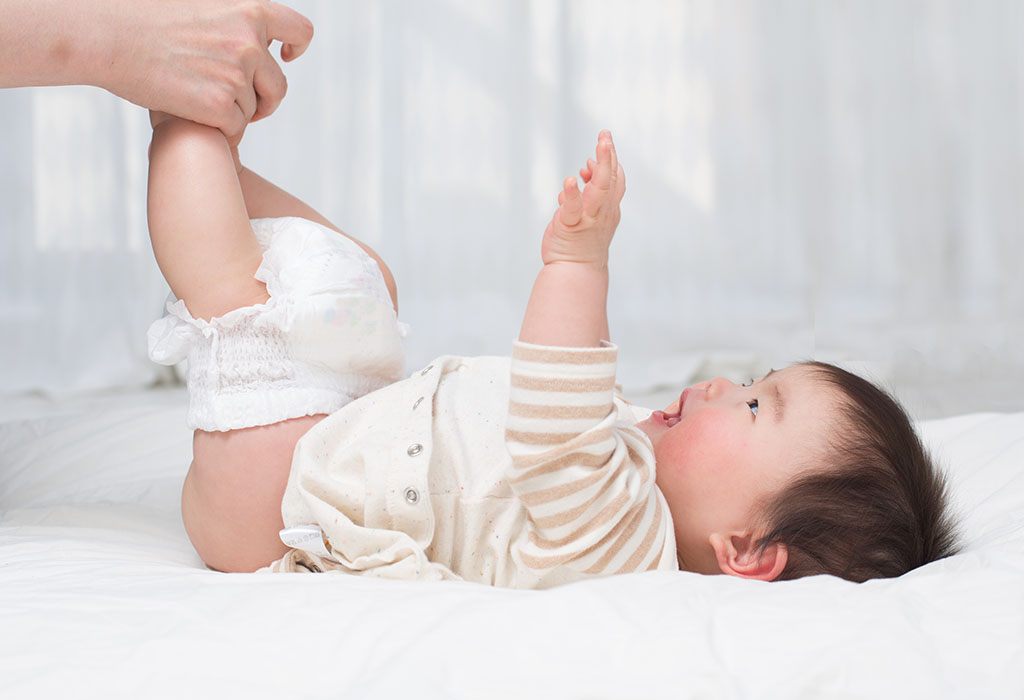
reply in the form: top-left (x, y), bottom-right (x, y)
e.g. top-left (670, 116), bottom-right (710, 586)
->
top-left (1, 0), bottom-right (314, 139)
top-left (104, 0), bottom-right (314, 137)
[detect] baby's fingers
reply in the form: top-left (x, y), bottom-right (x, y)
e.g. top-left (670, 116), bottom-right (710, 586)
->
top-left (579, 158), bottom-right (596, 184)
top-left (591, 136), bottom-right (613, 191)
top-left (608, 135), bottom-right (619, 186)
top-left (582, 131), bottom-right (617, 217)
top-left (558, 176), bottom-right (583, 227)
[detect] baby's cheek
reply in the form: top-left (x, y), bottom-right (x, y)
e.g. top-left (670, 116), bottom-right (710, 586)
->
top-left (676, 412), bottom-right (751, 486)
top-left (675, 410), bottom-right (734, 463)
top-left (653, 418), bottom-right (707, 490)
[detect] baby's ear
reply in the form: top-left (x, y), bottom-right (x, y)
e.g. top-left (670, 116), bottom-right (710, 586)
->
top-left (709, 532), bottom-right (788, 581)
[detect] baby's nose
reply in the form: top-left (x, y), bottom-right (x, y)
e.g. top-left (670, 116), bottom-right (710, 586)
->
top-left (704, 377), bottom-right (734, 400)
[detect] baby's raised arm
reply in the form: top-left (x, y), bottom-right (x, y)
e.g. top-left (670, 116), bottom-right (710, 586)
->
top-left (506, 134), bottom-right (676, 579)
top-left (518, 131), bottom-right (626, 347)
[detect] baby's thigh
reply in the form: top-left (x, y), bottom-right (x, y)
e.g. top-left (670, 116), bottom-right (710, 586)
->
top-left (183, 414), bottom-right (327, 572)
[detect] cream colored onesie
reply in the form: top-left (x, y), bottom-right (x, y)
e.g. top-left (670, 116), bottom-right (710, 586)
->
top-left (269, 342), bottom-right (678, 589)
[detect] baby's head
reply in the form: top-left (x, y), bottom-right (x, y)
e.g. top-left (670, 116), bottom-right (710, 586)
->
top-left (636, 362), bottom-right (960, 582)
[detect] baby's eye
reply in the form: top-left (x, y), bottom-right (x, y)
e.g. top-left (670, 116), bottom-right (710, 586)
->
top-left (747, 399), bottom-right (759, 417)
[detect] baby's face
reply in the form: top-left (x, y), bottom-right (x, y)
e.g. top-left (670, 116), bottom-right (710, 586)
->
top-left (635, 365), bottom-right (840, 574)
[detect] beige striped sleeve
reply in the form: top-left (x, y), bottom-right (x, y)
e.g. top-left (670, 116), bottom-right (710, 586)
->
top-left (505, 341), bottom-right (673, 577)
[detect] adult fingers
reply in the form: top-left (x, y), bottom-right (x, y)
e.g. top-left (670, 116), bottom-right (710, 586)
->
top-left (220, 100), bottom-right (249, 141)
top-left (267, 2), bottom-right (315, 62)
top-left (250, 52), bottom-right (288, 122)
top-left (234, 73), bottom-right (259, 125)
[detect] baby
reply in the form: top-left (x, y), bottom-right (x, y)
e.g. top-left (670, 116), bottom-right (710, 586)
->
top-left (146, 117), bottom-right (959, 586)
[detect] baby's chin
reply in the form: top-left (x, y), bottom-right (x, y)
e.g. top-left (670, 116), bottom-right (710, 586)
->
top-left (635, 414), bottom-right (669, 445)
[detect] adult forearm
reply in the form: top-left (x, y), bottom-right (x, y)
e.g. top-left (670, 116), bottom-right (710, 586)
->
top-left (1, 0), bottom-right (313, 137)
top-left (518, 261), bottom-right (609, 348)
top-left (0, 0), bottom-right (113, 88)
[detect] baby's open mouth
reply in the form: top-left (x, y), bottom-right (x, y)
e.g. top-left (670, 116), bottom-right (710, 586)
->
top-left (652, 406), bottom-right (682, 428)
top-left (648, 388), bottom-right (687, 428)
top-left (652, 389), bottom-right (688, 427)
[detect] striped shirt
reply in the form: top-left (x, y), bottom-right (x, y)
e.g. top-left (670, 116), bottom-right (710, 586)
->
top-left (505, 342), bottom-right (676, 578)
top-left (269, 342), bottom-right (678, 588)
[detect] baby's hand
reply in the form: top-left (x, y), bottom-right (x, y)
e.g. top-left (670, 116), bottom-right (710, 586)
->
top-left (541, 130), bottom-right (626, 267)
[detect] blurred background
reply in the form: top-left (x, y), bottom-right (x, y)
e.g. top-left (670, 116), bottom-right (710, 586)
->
top-left (1, 0), bottom-right (1021, 419)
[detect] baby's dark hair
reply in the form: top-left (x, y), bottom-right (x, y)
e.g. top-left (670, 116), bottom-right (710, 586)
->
top-left (753, 361), bottom-right (961, 583)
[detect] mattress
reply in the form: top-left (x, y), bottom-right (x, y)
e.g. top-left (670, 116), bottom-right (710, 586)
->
top-left (1, 387), bottom-right (1021, 698)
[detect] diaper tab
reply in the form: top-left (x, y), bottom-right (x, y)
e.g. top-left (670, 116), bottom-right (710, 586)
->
top-left (279, 524), bottom-right (337, 561)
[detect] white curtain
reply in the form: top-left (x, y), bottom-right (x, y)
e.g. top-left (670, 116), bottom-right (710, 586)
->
top-left (1, 0), bottom-right (1021, 418)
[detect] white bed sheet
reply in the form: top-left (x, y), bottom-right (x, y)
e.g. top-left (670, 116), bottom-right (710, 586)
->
top-left (1, 388), bottom-right (1022, 699)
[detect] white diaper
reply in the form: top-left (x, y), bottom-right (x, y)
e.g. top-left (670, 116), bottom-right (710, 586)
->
top-left (147, 217), bottom-right (408, 432)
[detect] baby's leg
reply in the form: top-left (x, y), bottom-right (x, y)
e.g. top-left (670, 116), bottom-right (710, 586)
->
top-left (148, 117), bottom-right (270, 319)
top-left (181, 415), bottom-right (323, 572)
top-left (148, 117), bottom-right (316, 572)
top-left (235, 165), bottom-right (398, 312)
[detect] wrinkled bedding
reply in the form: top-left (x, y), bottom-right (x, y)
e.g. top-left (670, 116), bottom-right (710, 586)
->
top-left (1, 388), bottom-right (1021, 699)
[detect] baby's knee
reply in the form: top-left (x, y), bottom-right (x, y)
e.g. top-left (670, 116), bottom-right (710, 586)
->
top-left (343, 240), bottom-right (398, 312)
top-left (376, 257), bottom-right (399, 312)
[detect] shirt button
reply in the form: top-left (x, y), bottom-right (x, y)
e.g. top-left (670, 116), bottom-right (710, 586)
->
top-left (421, 364), bottom-right (434, 376)
top-left (404, 487), bottom-right (420, 504)
top-left (412, 396), bottom-right (424, 410)
top-left (407, 443), bottom-right (423, 457)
